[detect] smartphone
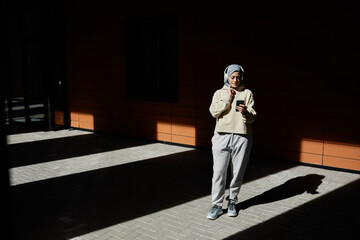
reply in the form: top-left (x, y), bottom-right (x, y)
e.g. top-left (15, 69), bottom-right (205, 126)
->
top-left (236, 100), bottom-right (245, 112)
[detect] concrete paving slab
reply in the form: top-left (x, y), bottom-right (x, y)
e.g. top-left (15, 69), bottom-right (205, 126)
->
top-left (7, 130), bottom-right (360, 240)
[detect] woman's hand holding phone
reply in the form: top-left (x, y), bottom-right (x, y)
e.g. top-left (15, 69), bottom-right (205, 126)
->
top-left (236, 100), bottom-right (247, 114)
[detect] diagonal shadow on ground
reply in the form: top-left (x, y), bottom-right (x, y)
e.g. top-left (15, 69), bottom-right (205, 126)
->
top-left (10, 141), bottom-right (295, 240)
top-left (7, 133), bottom-right (153, 168)
top-left (11, 149), bottom-right (214, 240)
top-left (224, 178), bottom-right (360, 240)
top-left (236, 174), bottom-right (325, 211)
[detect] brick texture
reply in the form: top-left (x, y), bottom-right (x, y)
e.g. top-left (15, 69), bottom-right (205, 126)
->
top-left (65, 0), bottom-right (360, 171)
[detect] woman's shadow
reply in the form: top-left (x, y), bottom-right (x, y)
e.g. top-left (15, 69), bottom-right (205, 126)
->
top-left (236, 174), bottom-right (325, 211)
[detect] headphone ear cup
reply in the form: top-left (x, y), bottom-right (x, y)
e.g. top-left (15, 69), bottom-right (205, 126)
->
top-left (238, 65), bottom-right (244, 80)
top-left (223, 73), bottom-right (228, 86)
top-left (224, 66), bottom-right (229, 83)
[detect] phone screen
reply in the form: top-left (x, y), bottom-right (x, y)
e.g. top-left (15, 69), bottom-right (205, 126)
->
top-left (236, 100), bottom-right (245, 112)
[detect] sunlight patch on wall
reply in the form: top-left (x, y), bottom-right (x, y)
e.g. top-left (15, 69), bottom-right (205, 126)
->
top-left (156, 121), bottom-right (172, 142)
top-left (70, 112), bottom-right (94, 130)
top-left (156, 121), bottom-right (197, 146)
top-left (297, 137), bottom-right (360, 171)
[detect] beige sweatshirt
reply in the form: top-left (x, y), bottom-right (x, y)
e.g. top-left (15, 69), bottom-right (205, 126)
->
top-left (209, 84), bottom-right (256, 135)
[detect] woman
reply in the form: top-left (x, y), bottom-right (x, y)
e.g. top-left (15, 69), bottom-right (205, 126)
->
top-left (207, 64), bottom-right (256, 220)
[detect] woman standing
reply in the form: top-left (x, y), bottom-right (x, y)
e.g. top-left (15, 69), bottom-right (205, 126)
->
top-left (207, 64), bottom-right (256, 220)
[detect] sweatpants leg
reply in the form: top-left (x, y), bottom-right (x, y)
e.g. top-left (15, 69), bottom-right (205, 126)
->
top-left (211, 133), bottom-right (231, 206)
top-left (228, 134), bottom-right (252, 202)
top-left (211, 133), bottom-right (252, 206)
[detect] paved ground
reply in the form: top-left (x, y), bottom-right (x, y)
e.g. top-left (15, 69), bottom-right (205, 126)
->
top-left (7, 129), bottom-right (360, 240)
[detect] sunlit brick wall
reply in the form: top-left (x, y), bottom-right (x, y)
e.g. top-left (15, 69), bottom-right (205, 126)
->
top-left (66, 0), bottom-right (360, 171)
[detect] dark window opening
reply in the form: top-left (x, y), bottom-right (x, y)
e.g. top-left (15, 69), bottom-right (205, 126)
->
top-left (125, 15), bottom-right (178, 102)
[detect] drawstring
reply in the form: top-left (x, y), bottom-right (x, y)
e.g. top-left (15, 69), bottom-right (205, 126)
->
top-left (230, 133), bottom-right (235, 157)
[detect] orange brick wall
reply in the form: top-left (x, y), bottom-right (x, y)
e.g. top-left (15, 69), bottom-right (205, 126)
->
top-left (65, 0), bottom-right (360, 171)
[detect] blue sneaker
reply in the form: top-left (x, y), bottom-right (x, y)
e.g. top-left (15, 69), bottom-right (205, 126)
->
top-left (207, 205), bottom-right (223, 220)
top-left (227, 200), bottom-right (237, 217)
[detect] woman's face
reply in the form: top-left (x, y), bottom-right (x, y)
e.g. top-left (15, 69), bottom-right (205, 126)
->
top-left (229, 71), bottom-right (241, 88)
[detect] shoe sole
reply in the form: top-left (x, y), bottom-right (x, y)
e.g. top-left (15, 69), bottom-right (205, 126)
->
top-left (227, 212), bottom-right (238, 217)
top-left (207, 211), bottom-right (223, 220)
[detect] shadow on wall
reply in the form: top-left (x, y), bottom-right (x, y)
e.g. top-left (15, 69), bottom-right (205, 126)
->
top-left (62, 0), bottom-right (360, 171)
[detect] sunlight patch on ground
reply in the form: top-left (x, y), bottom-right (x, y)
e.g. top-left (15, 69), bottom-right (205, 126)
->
top-left (6, 129), bottom-right (94, 145)
top-left (69, 165), bottom-right (359, 240)
top-left (9, 142), bottom-right (193, 186)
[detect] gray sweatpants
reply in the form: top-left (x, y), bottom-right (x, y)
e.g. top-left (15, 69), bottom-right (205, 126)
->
top-left (211, 133), bottom-right (253, 206)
